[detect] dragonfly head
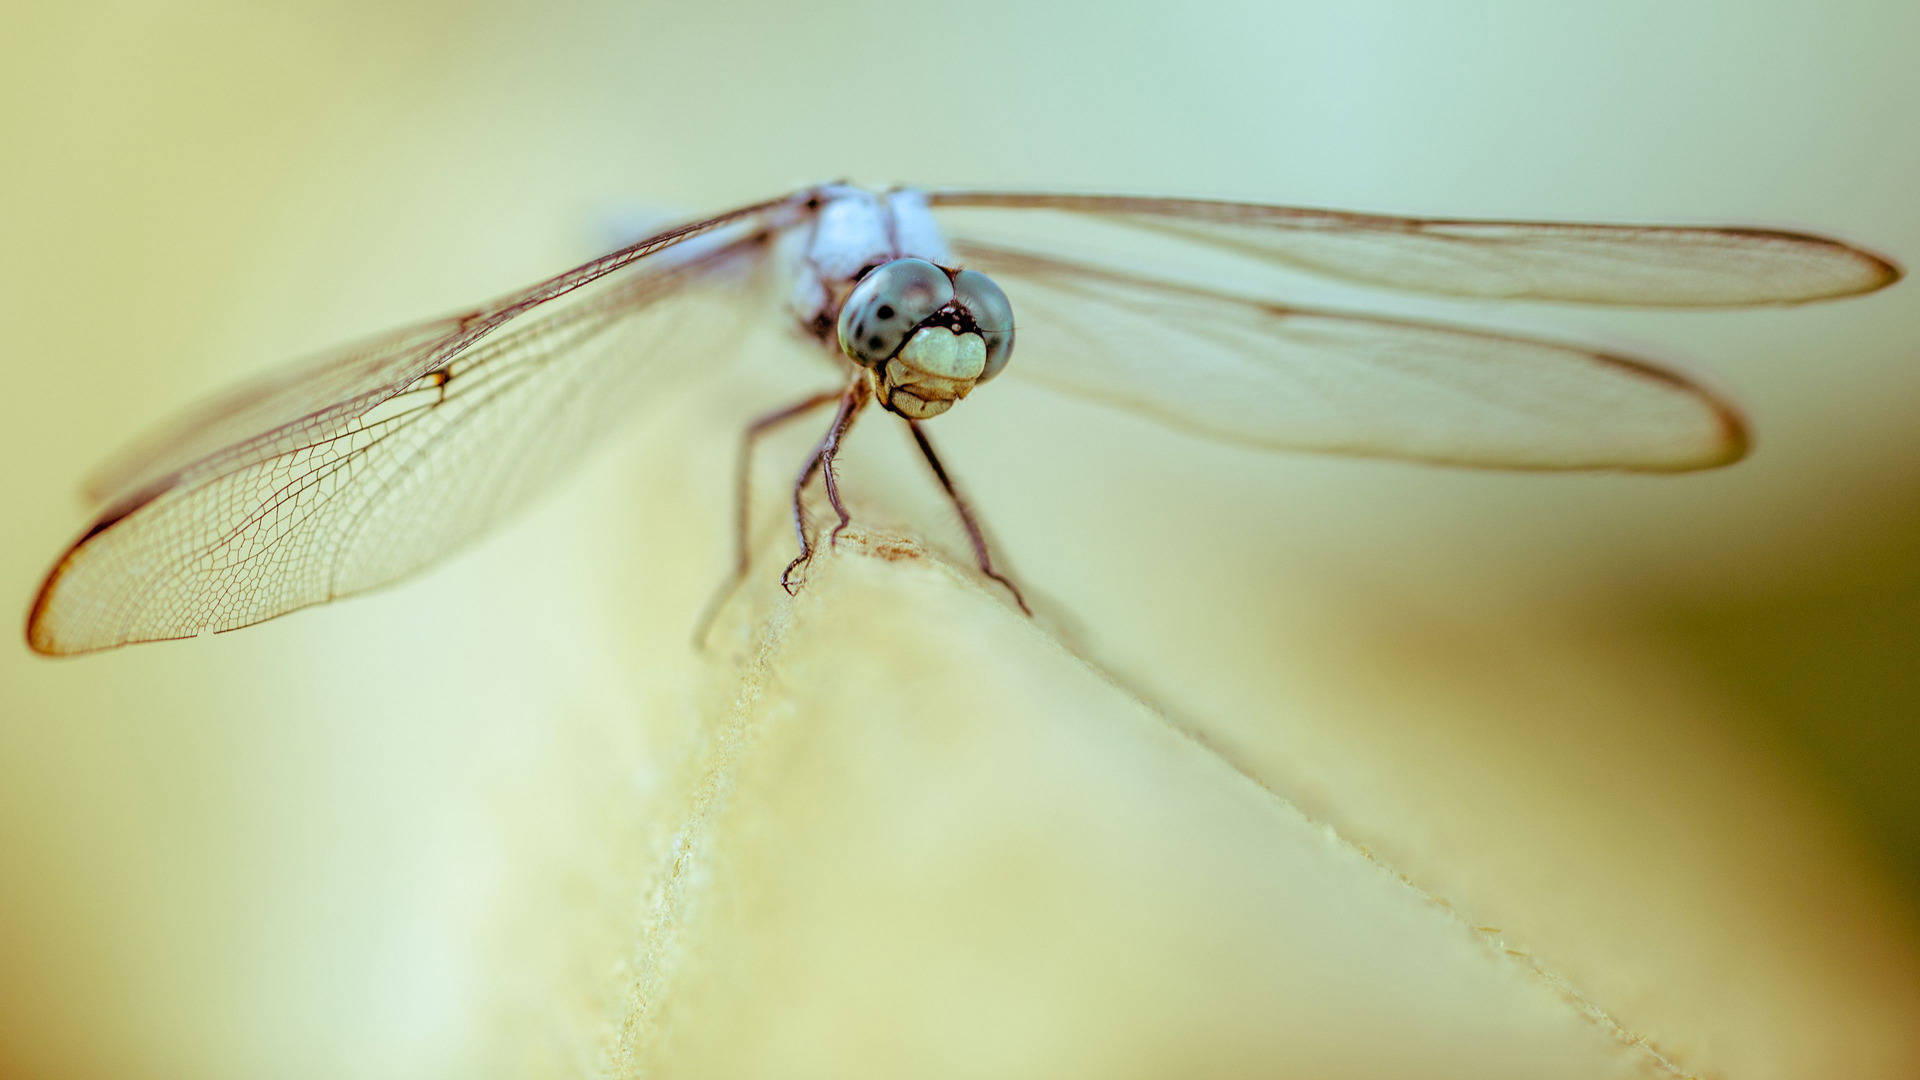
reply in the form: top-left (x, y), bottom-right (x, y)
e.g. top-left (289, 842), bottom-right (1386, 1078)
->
top-left (837, 258), bottom-right (1013, 420)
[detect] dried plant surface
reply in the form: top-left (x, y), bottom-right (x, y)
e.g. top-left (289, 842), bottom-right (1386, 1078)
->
top-left (578, 528), bottom-right (1920, 1079)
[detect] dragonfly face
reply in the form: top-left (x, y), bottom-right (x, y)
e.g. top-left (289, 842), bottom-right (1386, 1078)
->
top-left (837, 258), bottom-right (1015, 419)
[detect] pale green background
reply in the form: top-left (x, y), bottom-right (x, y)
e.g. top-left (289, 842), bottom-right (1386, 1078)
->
top-left (2, 2), bottom-right (1917, 1077)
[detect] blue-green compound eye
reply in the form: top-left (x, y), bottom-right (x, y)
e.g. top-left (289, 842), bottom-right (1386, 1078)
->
top-left (838, 259), bottom-right (953, 368)
top-left (952, 269), bottom-right (1014, 381)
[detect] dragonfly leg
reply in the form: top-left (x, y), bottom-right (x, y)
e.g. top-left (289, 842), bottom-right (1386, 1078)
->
top-left (782, 376), bottom-right (870, 594)
top-left (693, 388), bottom-right (841, 645)
top-left (821, 381), bottom-right (871, 549)
top-left (782, 447), bottom-right (825, 593)
top-left (904, 419), bottom-right (1032, 615)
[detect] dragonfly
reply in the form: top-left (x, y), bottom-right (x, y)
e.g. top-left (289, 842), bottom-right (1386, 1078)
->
top-left (24, 183), bottom-right (1900, 655)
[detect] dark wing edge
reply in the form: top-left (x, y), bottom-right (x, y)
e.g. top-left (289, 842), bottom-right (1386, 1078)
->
top-left (926, 190), bottom-right (1901, 307)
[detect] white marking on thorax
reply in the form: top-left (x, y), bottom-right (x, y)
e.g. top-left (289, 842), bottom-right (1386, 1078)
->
top-left (780, 185), bottom-right (952, 332)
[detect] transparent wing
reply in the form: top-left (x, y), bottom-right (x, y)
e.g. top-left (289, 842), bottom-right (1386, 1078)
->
top-left (79, 193), bottom-right (799, 510)
top-left (928, 191), bottom-right (1900, 307)
top-left (958, 241), bottom-right (1747, 472)
top-left (28, 193), bottom-right (803, 655)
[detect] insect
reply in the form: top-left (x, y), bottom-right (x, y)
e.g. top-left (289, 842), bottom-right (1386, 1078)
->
top-left (24, 183), bottom-right (1899, 655)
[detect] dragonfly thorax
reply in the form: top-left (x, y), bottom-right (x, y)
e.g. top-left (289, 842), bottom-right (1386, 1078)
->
top-left (836, 257), bottom-right (1013, 419)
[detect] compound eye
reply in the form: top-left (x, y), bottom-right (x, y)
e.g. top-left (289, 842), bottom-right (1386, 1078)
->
top-left (837, 258), bottom-right (955, 368)
top-left (952, 269), bottom-right (1014, 381)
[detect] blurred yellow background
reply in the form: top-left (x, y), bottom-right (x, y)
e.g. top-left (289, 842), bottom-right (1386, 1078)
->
top-left (2, 2), bottom-right (1917, 1078)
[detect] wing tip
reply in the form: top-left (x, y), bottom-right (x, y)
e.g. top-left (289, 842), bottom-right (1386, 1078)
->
top-left (1859, 246), bottom-right (1905, 295)
top-left (1620, 360), bottom-right (1752, 473)
top-left (1760, 229), bottom-right (1903, 303)
top-left (1700, 394), bottom-right (1752, 470)
top-left (25, 539), bottom-right (107, 657)
top-left (25, 563), bottom-right (190, 656)
top-left (24, 491), bottom-right (165, 659)
top-left (25, 566), bottom-right (73, 658)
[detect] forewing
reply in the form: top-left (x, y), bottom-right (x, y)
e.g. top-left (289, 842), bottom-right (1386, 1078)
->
top-left (958, 241), bottom-right (1747, 472)
top-left (928, 191), bottom-right (1899, 307)
top-left (80, 194), bottom-right (796, 510)
top-left (29, 197), bottom-right (796, 655)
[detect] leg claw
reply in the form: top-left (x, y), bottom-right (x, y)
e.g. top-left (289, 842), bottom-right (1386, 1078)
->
top-left (987, 571), bottom-right (1032, 616)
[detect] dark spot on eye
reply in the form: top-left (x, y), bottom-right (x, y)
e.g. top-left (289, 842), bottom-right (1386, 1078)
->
top-left (876, 304), bottom-right (894, 320)
top-left (868, 335), bottom-right (885, 350)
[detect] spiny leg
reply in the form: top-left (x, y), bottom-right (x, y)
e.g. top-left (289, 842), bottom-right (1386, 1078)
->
top-left (782, 376), bottom-right (871, 594)
top-left (693, 388), bottom-right (841, 645)
top-left (905, 419), bottom-right (1032, 615)
top-left (784, 442), bottom-right (826, 587)
top-left (821, 382), bottom-right (871, 548)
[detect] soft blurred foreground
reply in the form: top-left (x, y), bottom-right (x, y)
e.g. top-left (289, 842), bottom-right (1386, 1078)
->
top-left (3, 2), bottom-right (1920, 1078)
top-left (616, 521), bottom-right (1920, 1079)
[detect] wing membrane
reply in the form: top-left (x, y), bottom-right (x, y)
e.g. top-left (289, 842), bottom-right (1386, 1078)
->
top-left (929, 191), bottom-right (1899, 307)
top-left (29, 193), bottom-right (801, 655)
top-left (80, 193), bottom-right (798, 510)
top-left (958, 241), bottom-right (1747, 472)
